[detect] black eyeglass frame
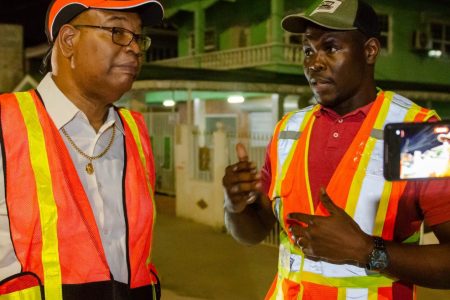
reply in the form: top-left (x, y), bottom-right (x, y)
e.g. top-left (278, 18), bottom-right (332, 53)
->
top-left (73, 25), bottom-right (152, 52)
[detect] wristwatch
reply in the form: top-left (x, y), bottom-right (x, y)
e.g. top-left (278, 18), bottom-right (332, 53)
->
top-left (366, 236), bottom-right (389, 271)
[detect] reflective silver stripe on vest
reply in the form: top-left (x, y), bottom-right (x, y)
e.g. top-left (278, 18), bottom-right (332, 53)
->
top-left (353, 92), bottom-right (412, 235)
top-left (277, 92), bottom-right (418, 280)
top-left (278, 131), bottom-right (301, 140)
top-left (370, 129), bottom-right (384, 140)
top-left (273, 197), bottom-right (281, 220)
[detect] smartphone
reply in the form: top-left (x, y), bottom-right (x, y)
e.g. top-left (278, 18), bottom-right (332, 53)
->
top-left (384, 121), bottom-right (450, 181)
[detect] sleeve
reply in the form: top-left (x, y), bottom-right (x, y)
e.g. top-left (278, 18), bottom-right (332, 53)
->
top-left (416, 116), bottom-right (450, 226)
top-left (418, 178), bottom-right (450, 227)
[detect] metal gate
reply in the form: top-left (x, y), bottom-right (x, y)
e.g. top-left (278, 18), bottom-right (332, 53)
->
top-left (143, 112), bottom-right (177, 195)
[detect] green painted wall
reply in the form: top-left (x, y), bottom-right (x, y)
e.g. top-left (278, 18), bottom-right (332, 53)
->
top-left (166, 0), bottom-right (450, 87)
top-left (373, 0), bottom-right (450, 86)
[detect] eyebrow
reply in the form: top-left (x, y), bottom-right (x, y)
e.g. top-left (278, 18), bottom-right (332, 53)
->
top-left (103, 15), bottom-right (129, 22)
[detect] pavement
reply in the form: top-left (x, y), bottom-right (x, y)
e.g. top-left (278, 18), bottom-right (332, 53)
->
top-left (153, 194), bottom-right (450, 300)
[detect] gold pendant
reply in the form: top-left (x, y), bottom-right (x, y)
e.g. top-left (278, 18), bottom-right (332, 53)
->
top-left (86, 162), bottom-right (94, 175)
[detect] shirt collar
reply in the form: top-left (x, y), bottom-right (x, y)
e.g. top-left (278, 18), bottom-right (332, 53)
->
top-left (314, 100), bottom-right (374, 120)
top-left (36, 73), bottom-right (124, 134)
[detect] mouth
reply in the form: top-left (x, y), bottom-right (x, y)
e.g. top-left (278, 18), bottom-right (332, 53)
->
top-left (113, 63), bottom-right (139, 76)
top-left (309, 77), bottom-right (333, 92)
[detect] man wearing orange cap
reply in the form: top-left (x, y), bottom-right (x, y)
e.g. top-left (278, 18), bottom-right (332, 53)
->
top-left (0, 1), bottom-right (163, 299)
top-left (223, 0), bottom-right (450, 299)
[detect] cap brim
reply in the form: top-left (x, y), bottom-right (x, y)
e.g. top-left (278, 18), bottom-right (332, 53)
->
top-left (281, 13), bottom-right (357, 33)
top-left (90, 0), bottom-right (164, 26)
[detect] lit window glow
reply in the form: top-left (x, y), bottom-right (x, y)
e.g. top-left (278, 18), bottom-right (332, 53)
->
top-left (227, 95), bottom-right (245, 104)
top-left (163, 99), bottom-right (176, 107)
top-left (428, 50), bottom-right (442, 58)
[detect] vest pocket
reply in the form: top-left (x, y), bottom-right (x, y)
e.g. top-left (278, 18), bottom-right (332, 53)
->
top-left (0, 272), bottom-right (43, 299)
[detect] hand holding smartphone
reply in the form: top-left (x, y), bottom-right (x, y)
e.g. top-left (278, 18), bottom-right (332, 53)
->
top-left (384, 121), bottom-right (450, 181)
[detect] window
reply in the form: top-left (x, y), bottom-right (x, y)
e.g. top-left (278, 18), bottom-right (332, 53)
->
top-left (227, 26), bottom-right (250, 48)
top-left (377, 13), bottom-right (390, 52)
top-left (189, 28), bottom-right (217, 55)
top-left (430, 21), bottom-right (450, 55)
top-left (284, 32), bottom-right (303, 46)
top-left (238, 27), bottom-right (250, 48)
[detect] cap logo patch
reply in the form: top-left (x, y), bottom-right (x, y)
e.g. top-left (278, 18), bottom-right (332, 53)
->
top-left (310, 0), bottom-right (342, 16)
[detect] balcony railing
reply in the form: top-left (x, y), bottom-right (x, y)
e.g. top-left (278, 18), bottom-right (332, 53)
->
top-left (147, 43), bottom-right (303, 70)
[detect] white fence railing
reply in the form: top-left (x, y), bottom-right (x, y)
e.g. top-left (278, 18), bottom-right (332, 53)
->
top-left (148, 43), bottom-right (303, 70)
top-left (181, 126), bottom-right (280, 246)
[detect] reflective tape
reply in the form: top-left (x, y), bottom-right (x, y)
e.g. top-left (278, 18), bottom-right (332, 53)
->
top-left (15, 92), bottom-right (62, 300)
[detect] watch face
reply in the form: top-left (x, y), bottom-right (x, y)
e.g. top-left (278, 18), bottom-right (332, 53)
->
top-left (370, 248), bottom-right (389, 270)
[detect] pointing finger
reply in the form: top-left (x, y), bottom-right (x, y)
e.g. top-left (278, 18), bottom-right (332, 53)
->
top-left (236, 143), bottom-right (249, 162)
top-left (287, 213), bottom-right (314, 226)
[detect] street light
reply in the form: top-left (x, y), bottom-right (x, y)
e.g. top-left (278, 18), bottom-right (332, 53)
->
top-left (227, 95), bottom-right (245, 104)
top-left (163, 99), bottom-right (176, 107)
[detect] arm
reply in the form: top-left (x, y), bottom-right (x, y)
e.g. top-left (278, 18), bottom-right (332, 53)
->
top-left (288, 189), bottom-right (450, 289)
top-left (223, 143), bottom-right (276, 245)
top-left (383, 222), bottom-right (450, 288)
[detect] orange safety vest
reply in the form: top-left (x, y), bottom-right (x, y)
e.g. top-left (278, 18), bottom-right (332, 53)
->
top-left (266, 91), bottom-right (438, 300)
top-left (0, 91), bottom-right (158, 300)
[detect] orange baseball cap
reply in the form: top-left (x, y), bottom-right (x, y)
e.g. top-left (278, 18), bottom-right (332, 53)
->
top-left (45, 0), bottom-right (164, 42)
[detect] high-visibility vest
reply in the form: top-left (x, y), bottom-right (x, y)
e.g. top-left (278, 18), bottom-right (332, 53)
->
top-left (0, 91), bottom-right (158, 300)
top-left (266, 91), bottom-right (438, 300)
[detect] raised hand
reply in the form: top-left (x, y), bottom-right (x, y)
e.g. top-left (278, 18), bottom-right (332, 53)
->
top-left (222, 143), bottom-right (262, 213)
top-left (287, 188), bottom-right (373, 265)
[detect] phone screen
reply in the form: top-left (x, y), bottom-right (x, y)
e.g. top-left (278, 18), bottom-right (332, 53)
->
top-left (384, 121), bottom-right (450, 181)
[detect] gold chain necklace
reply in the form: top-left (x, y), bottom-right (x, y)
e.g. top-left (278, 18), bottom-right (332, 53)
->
top-left (61, 125), bottom-right (116, 175)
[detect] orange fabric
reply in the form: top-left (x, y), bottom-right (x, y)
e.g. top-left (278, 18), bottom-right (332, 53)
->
top-left (324, 92), bottom-right (385, 213)
top-left (282, 278), bottom-right (301, 300)
top-left (301, 281), bottom-right (337, 300)
top-left (266, 91), bottom-right (436, 300)
top-left (121, 112), bottom-right (157, 288)
top-left (0, 92), bottom-right (45, 280)
top-left (281, 116), bottom-right (316, 222)
top-left (268, 115), bottom-right (288, 198)
top-left (2, 91), bottom-right (110, 284)
top-left (413, 108), bottom-right (430, 123)
top-left (378, 287), bottom-right (393, 300)
top-left (0, 91), bottom-right (157, 292)
top-left (0, 273), bottom-right (41, 295)
top-left (381, 183), bottom-right (407, 240)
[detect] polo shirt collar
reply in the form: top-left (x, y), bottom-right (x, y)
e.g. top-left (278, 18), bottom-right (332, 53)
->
top-left (314, 100), bottom-right (374, 120)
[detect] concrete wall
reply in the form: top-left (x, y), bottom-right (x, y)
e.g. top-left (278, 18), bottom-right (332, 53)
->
top-left (0, 24), bottom-right (23, 93)
top-left (175, 124), bottom-right (228, 229)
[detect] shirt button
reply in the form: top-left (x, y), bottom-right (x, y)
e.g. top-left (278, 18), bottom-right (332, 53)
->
top-left (338, 118), bottom-right (344, 123)
top-left (333, 132), bottom-right (339, 138)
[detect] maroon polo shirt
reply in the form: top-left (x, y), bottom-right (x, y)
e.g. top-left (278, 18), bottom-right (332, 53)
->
top-left (261, 102), bottom-right (450, 241)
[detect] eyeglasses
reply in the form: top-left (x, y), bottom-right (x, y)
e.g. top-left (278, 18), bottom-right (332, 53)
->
top-left (73, 25), bottom-right (152, 52)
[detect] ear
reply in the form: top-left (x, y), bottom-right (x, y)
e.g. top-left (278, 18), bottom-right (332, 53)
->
top-left (364, 37), bottom-right (380, 65)
top-left (55, 24), bottom-right (79, 59)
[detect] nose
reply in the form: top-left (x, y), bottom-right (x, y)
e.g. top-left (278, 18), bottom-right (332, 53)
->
top-left (126, 38), bottom-right (141, 56)
top-left (306, 53), bottom-right (325, 73)
top-left (308, 60), bottom-right (325, 72)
